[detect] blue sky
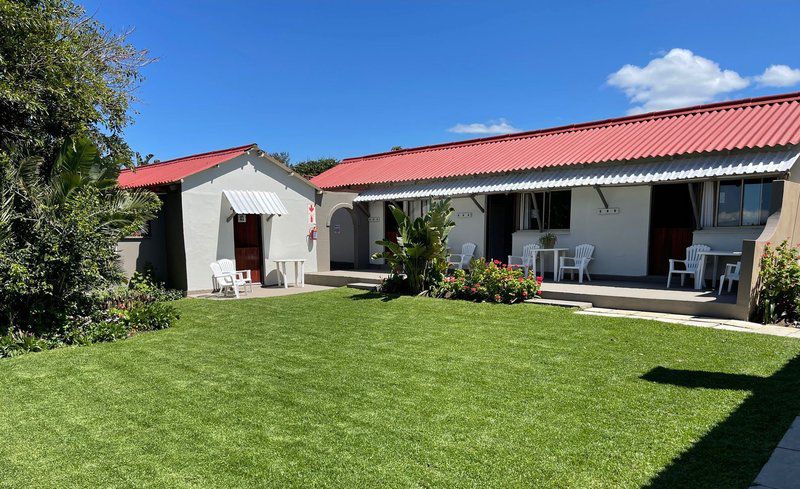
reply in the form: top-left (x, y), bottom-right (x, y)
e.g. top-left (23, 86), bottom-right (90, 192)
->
top-left (82, 0), bottom-right (800, 163)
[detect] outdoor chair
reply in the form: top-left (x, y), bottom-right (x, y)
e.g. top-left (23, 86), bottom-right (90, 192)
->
top-left (718, 261), bottom-right (741, 295)
top-left (210, 261), bottom-right (248, 298)
top-left (448, 242), bottom-right (477, 270)
top-left (667, 244), bottom-right (710, 288)
top-left (508, 243), bottom-right (541, 278)
top-left (558, 244), bottom-right (594, 283)
top-left (218, 258), bottom-right (253, 293)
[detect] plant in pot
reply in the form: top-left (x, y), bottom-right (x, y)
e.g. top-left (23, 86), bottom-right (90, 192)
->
top-left (539, 232), bottom-right (557, 249)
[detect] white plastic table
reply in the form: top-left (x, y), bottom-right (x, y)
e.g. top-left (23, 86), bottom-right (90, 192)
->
top-left (536, 248), bottom-right (570, 282)
top-left (695, 251), bottom-right (742, 290)
top-left (273, 259), bottom-right (306, 288)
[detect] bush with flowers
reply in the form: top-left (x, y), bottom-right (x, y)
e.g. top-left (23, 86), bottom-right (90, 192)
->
top-left (435, 258), bottom-right (542, 304)
top-left (756, 240), bottom-right (800, 325)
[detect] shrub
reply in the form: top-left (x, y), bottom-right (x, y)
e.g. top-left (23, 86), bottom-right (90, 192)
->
top-left (127, 302), bottom-right (179, 332)
top-left (372, 199), bottom-right (455, 294)
top-left (756, 240), bottom-right (800, 325)
top-left (0, 330), bottom-right (52, 358)
top-left (435, 258), bottom-right (542, 304)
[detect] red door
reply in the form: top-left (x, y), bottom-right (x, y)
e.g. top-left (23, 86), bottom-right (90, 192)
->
top-left (233, 214), bottom-right (263, 283)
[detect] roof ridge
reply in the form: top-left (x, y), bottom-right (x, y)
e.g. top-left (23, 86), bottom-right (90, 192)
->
top-left (341, 91), bottom-right (800, 163)
top-left (119, 143), bottom-right (255, 173)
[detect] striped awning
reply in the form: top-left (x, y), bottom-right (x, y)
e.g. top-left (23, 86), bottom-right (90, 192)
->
top-left (353, 148), bottom-right (800, 202)
top-left (223, 190), bottom-right (289, 215)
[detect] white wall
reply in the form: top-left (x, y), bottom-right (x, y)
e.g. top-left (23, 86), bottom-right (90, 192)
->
top-left (368, 201), bottom-right (385, 265)
top-left (448, 196), bottom-right (487, 259)
top-left (512, 186), bottom-right (652, 276)
top-left (181, 153), bottom-right (319, 291)
top-left (692, 227), bottom-right (763, 251)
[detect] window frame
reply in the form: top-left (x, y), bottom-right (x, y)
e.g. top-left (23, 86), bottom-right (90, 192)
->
top-left (522, 190), bottom-right (572, 231)
top-left (714, 177), bottom-right (774, 227)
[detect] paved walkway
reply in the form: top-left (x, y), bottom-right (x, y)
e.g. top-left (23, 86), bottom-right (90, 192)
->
top-left (189, 284), bottom-right (333, 300)
top-left (576, 307), bottom-right (800, 338)
top-left (752, 416), bottom-right (800, 488)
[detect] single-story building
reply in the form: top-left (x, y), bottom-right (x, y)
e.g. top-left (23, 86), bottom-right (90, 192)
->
top-left (311, 92), bottom-right (800, 320)
top-left (118, 144), bottom-right (344, 292)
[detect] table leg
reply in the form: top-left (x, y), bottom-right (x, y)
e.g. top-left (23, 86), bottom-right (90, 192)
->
top-left (553, 251), bottom-right (560, 282)
top-left (281, 263), bottom-right (288, 289)
top-left (293, 261), bottom-right (299, 287)
top-left (711, 256), bottom-right (719, 290)
top-left (300, 262), bottom-right (305, 287)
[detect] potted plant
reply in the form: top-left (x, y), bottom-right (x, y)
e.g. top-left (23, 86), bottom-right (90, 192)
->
top-left (539, 232), bottom-right (557, 249)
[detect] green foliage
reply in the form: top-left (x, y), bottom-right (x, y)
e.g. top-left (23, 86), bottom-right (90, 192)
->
top-left (291, 157), bottom-right (340, 178)
top-left (373, 199), bottom-right (455, 294)
top-left (756, 240), bottom-right (800, 324)
top-left (435, 259), bottom-right (543, 303)
top-left (0, 329), bottom-right (52, 358)
top-left (127, 301), bottom-right (179, 332)
top-left (269, 151), bottom-right (291, 165)
top-left (0, 0), bottom-right (152, 162)
top-left (539, 232), bottom-right (557, 248)
top-left (0, 136), bottom-right (160, 334)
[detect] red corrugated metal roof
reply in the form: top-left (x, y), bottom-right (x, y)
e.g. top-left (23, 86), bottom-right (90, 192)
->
top-left (311, 92), bottom-right (800, 189)
top-left (118, 144), bottom-right (255, 189)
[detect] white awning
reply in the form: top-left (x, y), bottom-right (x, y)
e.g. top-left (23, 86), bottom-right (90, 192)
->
top-left (223, 190), bottom-right (289, 215)
top-left (353, 148), bottom-right (800, 202)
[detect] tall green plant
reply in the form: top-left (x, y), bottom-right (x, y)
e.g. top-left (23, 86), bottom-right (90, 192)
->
top-left (372, 199), bottom-right (455, 294)
top-left (0, 136), bottom-right (160, 332)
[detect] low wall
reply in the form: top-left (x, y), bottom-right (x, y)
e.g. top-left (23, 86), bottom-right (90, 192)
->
top-left (736, 180), bottom-right (800, 320)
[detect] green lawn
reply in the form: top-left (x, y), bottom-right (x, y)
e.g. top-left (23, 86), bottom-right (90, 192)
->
top-left (2, 288), bottom-right (800, 488)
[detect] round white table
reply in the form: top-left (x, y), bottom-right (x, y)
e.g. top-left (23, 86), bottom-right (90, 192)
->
top-left (273, 259), bottom-right (306, 288)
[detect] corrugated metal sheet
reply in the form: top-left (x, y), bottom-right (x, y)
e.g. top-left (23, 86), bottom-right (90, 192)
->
top-left (223, 190), bottom-right (289, 215)
top-left (352, 149), bottom-right (799, 202)
top-left (119, 144), bottom-right (254, 189)
top-left (313, 92), bottom-right (800, 189)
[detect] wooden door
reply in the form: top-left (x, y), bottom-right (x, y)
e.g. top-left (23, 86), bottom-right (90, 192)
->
top-left (648, 184), bottom-right (696, 275)
top-left (233, 214), bottom-right (263, 283)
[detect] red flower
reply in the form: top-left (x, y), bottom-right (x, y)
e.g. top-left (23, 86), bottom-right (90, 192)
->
top-left (518, 277), bottom-right (524, 283)
top-left (493, 259), bottom-right (501, 265)
top-left (536, 276), bottom-right (543, 282)
top-left (536, 290), bottom-right (542, 296)
top-left (475, 283), bottom-right (481, 287)
top-left (522, 291), bottom-right (528, 297)
top-left (494, 294), bottom-right (501, 301)
top-left (471, 287), bottom-right (477, 293)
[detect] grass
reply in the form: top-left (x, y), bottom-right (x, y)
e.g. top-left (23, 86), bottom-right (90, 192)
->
top-left (2, 288), bottom-right (800, 488)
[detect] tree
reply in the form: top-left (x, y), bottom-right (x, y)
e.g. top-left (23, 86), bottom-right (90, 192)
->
top-left (292, 157), bottom-right (339, 178)
top-left (0, 0), bottom-right (153, 164)
top-left (391, 146), bottom-right (403, 151)
top-left (0, 136), bottom-right (160, 332)
top-left (269, 152), bottom-right (291, 166)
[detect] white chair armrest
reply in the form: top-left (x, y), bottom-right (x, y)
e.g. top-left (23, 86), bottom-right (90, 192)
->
top-left (236, 269), bottom-right (252, 281)
top-left (448, 253), bottom-right (465, 263)
top-left (560, 256), bottom-right (577, 266)
top-left (508, 255), bottom-right (523, 266)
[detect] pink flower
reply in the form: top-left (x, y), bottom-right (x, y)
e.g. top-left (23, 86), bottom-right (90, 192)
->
top-left (522, 291), bottom-right (528, 297)
top-left (493, 259), bottom-right (501, 265)
top-left (518, 277), bottom-right (524, 283)
top-left (494, 294), bottom-right (501, 301)
top-left (471, 287), bottom-right (477, 293)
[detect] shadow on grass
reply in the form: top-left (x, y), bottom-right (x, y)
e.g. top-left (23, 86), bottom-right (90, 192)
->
top-left (348, 291), bottom-right (400, 302)
top-left (641, 354), bottom-right (800, 488)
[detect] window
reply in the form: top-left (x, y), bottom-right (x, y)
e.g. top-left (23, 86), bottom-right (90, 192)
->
top-left (522, 190), bottom-right (571, 230)
top-left (402, 199), bottom-right (430, 219)
top-left (715, 178), bottom-right (773, 227)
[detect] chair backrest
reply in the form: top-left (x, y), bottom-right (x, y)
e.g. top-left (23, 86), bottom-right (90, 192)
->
top-left (522, 243), bottom-right (541, 259)
top-left (210, 262), bottom-right (233, 285)
top-left (574, 244), bottom-right (595, 260)
top-left (218, 258), bottom-right (236, 274)
top-left (461, 242), bottom-right (477, 258)
top-left (685, 244), bottom-right (711, 268)
top-left (731, 261), bottom-right (742, 277)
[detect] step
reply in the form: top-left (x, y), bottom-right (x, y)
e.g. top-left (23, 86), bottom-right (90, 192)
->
top-left (524, 298), bottom-right (593, 309)
top-left (346, 282), bottom-right (380, 291)
top-left (305, 272), bottom-right (384, 287)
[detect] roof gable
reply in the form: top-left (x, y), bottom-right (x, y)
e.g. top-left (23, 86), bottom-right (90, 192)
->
top-left (311, 91), bottom-right (800, 189)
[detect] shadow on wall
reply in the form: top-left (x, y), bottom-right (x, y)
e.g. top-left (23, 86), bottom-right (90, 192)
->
top-left (640, 355), bottom-right (800, 488)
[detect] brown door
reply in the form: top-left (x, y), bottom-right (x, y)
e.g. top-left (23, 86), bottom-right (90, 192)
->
top-left (233, 214), bottom-right (264, 283)
top-left (648, 184), bottom-right (697, 275)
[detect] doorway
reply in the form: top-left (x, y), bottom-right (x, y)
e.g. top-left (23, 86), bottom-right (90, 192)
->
top-left (384, 201), bottom-right (400, 244)
top-left (648, 184), bottom-right (697, 275)
top-left (233, 214), bottom-right (264, 283)
top-left (485, 194), bottom-right (516, 262)
top-left (330, 207), bottom-right (355, 270)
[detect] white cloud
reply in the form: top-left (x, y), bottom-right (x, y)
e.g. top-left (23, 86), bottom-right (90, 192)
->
top-left (608, 48), bottom-right (749, 114)
top-left (755, 64), bottom-right (800, 87)
top-left (447, 118), bottom-right (520, 135)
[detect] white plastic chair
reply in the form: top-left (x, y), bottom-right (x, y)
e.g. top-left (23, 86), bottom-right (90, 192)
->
top-left (508, 243), bottom-right (541, 278)
top-left (448, 242), bottom-right (477, 270)
top-left (210, 262), bottom-right (247, 298)
top-left (218, 258), bottom-right (253, 293)
top-left (558, 244), bottom-right (594, 283)
top-left (667, 244), bottom-right (710, 288)
top-left (718, 261), bottom-right (741, 295)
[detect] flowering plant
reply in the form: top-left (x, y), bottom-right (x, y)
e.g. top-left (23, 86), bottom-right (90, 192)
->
top-left (435, 258), bottom-right (542, 303)
top-left (756, 240), bottom-right (800, 325)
